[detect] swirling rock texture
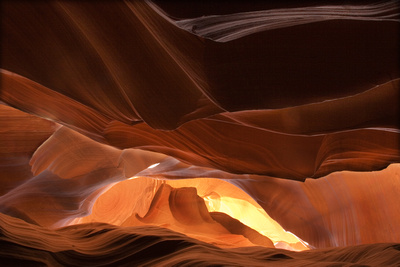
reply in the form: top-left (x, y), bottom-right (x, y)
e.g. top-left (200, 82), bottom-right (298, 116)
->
top-left (1, 0), bottom-right (400, 266)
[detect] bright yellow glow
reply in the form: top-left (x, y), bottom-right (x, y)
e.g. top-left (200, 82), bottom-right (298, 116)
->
top-left (202, 194), bottom-right (308, 251)
top-left (165, 178), bottom-right (309, 251)
top-left (73, 176), bottom-right (309, 251)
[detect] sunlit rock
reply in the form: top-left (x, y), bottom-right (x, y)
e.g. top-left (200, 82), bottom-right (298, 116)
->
top-left (0, 0), bottom-right (399, 265)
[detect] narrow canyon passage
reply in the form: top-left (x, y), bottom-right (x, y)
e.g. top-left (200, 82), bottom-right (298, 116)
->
top-left (1, 0), bottom-right (399, 266)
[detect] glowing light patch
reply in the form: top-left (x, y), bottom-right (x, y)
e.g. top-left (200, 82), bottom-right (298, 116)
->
top-left (75, 176), bottom-right (310, 251)
top-left (148, 163), bottom-right (160, 169)
top-left (203, 194), bottom-right (310, 251)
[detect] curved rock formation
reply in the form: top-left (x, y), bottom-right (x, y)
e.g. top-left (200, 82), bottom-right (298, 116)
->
top-left (2, 213), bottom-right (400, 266)
top-left (0, 0), bottom-right (399, 265)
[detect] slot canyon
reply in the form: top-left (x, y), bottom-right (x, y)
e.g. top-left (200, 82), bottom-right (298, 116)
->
top-left (1, 0), bottom-right (400, 266)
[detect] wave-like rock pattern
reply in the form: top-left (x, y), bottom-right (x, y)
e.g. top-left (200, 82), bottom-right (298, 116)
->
top-left (1, 213), bottom-right (400, 267)
top-left (0, 105), bottom-right (58, 196)
top-left (104, 116), bottom-right (400, 179)
top-left (171, 0), bottom-right (400, 42)
top-left (138, 159), bottom-right (400, 248)
top-left (2, 1), bottom-right (399, 127)
top-left (1, 0), bottom-right (399, 178)
top-left (0, 0), bottom-right (400, 265)
top-left (0, 104), bottom-right (399, 250)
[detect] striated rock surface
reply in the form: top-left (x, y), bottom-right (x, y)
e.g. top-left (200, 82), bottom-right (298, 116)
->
top-left (0, 0), bottom-right (399, 265)
top-left (1, 213), bottom-right (400, 266)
